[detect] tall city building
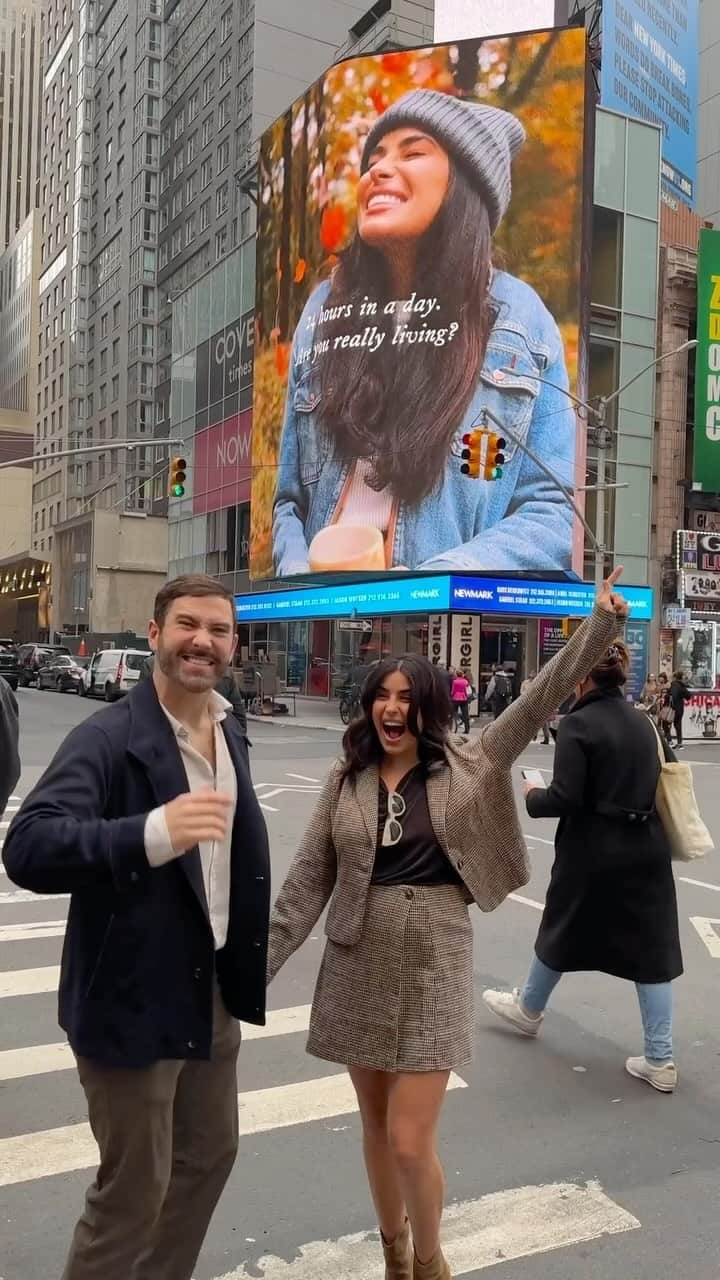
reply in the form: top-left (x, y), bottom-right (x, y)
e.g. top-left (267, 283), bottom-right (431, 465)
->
top-left (0, 0), bottom-right (42, 254)
top-left (698, 0), bottom-right (720, 225)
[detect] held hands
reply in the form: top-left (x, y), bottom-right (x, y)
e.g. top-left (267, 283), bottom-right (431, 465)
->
top-left (164, 788), bottom-right (233, 854)
top-left (596, 566), bottom-right (630, 620)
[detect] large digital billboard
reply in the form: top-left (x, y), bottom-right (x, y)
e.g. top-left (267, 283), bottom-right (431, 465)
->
top-left (250, 29), bottom-right (589, 580)
top-left (601, 0), bottom-right (698, 207)
top-left (434, 1), bottom-right (566, 43)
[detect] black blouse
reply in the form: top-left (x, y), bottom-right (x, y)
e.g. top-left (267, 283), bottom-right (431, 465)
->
top-left (371, 765), bottom-right (463, 887)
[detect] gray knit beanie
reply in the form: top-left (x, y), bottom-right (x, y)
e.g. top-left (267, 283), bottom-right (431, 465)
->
top-left (361, 89), bottom-right (526, 233)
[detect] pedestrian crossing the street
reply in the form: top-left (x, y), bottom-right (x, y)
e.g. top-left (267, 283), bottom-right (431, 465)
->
top-left (0, 794), bottom-right (644, 1278)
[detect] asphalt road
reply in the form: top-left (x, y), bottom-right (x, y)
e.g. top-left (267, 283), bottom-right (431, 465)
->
top-left (2, 689), bottom-right (720, 1278)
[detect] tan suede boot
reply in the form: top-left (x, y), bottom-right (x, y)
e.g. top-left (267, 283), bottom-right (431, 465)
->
top-left (413, 1246), bottom-right (451, 1280)
top-left (381, 1219), bottom-right (413, 1280)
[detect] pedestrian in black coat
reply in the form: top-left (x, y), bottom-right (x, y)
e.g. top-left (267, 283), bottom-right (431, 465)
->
top-left (2, 574), bottom-right (270, 1279)
top-left (669, 671), bottom-right (692, 747)
top-left (483, 640), bottom-right (683, 1094)
top-left (0, 675), bottom-right (20, 812)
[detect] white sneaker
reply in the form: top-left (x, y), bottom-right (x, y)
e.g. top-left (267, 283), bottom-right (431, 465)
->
top-left (482, 987), bottom-right (543, 1037)
top-left (625, 1056), bottom-right (677, 1093)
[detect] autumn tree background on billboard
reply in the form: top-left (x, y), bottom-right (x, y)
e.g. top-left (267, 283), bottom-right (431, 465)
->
top-left (251, 30), bottom-right (588, 580)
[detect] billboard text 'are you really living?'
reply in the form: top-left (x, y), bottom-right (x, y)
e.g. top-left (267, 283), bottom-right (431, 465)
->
top-left (250, 28), bottom-right (590, 581)
top-left (694, 229), bottom-right (720, 493)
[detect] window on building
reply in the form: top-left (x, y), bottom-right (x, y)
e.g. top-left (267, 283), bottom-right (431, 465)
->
top-left (187, 132), bottom-right (197, 163)
top-left (172, 229), bottom-right (182, 257)
top-left (203, 71), bottom-right (214, 105)
top-left (200, 158), bottom-right (213, 189)
top-left (217, 138), bottom-right (229, 172)
top-left (185, 212), bottom-right (196, 245)
top-left (188, 91), bottom-right (199, 122)
top-left (215, 226), bottom-right (228, 260)
top-left (219, 51), bottom-right (231, 86)
top-left (202, 114), bottom-right (213, 148)
top-left (220, 7), bottom-right (232, 40)
top-left (199, 199), bottom-right (210, 231)
top-left (216, 181), bottom-right (228, 217)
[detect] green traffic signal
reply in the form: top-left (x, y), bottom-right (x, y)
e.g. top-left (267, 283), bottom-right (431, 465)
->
top-left (172, 483), bottom-right (185, 497)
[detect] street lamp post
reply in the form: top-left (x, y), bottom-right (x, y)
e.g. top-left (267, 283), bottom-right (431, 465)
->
top-left (500, 338), bottom-right (698, 591)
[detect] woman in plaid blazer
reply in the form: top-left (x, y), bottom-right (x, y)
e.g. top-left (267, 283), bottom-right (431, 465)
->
top-left (268, 571), bottom-right (629, 1280)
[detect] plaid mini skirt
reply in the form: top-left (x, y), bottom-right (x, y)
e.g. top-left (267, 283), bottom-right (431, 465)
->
top-left (307, 883), bottom-right (475, 1073)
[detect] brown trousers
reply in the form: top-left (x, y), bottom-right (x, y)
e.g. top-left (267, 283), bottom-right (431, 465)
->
top-left (62, 984), bottom-right (242, 1280)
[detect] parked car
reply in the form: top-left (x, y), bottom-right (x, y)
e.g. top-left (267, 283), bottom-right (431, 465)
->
top-left (16, 642), bottom-right (71, 687)
top-left (81, 648), bottom-right (150, 701)
top-left (37, 653), bottom-right (90, 693)
top-left (0, 639), bottom-right (20, 692)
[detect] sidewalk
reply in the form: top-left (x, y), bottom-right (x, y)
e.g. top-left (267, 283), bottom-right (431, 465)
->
top-left (248, 697), bottom-right (720, 742)
top-left (247, 696), bottom-right (495, 735)
top-left (248, 695), bottom-right (346, 733)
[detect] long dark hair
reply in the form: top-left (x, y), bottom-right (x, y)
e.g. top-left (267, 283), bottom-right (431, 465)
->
top-left (316, 167), bottom-right (494, 505)
top-left (342, 655), bottom-right (451, 778)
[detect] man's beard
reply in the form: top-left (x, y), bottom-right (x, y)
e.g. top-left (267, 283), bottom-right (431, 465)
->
top-left (154, 641), bottom-right (228, 690)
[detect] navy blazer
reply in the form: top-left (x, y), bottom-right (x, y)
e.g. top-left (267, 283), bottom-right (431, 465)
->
top-left (2, 677), bottom-right (270, 1067)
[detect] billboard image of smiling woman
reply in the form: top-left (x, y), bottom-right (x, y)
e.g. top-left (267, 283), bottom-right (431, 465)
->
top-left (250, 29), bottom-right (589, 579)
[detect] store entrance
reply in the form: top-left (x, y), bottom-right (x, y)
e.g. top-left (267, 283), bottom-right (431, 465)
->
top-left (479, 623), bottom-right (526, 704)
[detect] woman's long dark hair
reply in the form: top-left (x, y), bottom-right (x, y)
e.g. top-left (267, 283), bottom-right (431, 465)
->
top-left (317, 167), bottom-right (494, 505)
top-left (342, 655), bottom-right (451, 778)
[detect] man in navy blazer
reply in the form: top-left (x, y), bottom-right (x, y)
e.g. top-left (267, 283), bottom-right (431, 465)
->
top-left (3, 574), bottom-right (270, 1280)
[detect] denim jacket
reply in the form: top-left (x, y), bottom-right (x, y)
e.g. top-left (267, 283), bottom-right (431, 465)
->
top-left (272, 271), bottom-right (576, 575)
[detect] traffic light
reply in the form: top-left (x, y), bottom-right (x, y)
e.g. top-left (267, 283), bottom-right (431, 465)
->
top-left (169, 456), bottom-right (187, 497)
top-left (460, 429), bottom-right (483, 478)
top-left (483, 432), bottom-right (506, 481)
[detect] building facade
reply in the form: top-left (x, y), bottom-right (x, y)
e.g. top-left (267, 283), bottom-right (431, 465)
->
top-left (0, 212), bottom-right (40, 566)
top-left (0, 0), bottom-right (42, 254)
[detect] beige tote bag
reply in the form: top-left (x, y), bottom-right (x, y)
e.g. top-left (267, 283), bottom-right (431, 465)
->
top-left (652, 725), bottom-right (714, 862)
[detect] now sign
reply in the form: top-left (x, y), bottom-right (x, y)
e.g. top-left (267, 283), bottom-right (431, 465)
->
top-left (193, 409), bottom-right (252, 515)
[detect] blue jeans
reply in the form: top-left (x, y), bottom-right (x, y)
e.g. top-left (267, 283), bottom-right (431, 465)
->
top-left (521, 954), bottom-right (674, 1065)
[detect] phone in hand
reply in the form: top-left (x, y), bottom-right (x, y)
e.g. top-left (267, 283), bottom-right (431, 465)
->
top-left (521, 768), bottom-right (546, 789)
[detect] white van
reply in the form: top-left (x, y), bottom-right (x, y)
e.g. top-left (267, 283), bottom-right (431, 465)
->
top-left (81, 648), bottom-right (150, 701)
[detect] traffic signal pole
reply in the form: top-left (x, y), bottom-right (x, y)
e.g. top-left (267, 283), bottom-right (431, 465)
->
top-left (0, 438), bottom-right (185, 471)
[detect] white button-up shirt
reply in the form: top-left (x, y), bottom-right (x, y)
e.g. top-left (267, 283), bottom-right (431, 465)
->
top-left (144, 690), bottom-right (237, 949)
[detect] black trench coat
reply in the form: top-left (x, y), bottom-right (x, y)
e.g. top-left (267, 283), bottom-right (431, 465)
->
top-left (526, 687), bottom-right (683, 984)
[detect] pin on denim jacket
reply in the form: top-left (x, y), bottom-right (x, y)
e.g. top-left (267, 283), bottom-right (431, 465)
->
top-left (272, 271), bottom-right (576, 575)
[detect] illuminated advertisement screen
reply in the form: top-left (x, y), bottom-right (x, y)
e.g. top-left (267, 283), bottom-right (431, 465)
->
top-left (235, 576), bottom-right (654, 622)
top-left (250, 28), bottom-right (589, 580)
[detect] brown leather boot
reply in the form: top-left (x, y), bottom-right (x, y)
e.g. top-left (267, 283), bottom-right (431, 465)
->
top-left (413, 1246), bottom-right (451, 1280)
top-left (381, 1219), bottom-right (412, 1280)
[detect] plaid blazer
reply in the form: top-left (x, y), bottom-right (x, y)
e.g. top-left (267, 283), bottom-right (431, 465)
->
top-left (268, 606), bottom-right (620, 982)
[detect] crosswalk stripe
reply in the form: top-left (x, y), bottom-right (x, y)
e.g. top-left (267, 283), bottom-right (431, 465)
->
top-left (0, 1072), bottom-right (467, 1186)
top-left (0, 1005), bottom-right (314, 1080)
top-left (0, 890), bottom-right (69, 904)
top-left (213, 1180), bottom-right (640, 1279)
top-left (0, 919), bottom-right (66, 942)
top-left (0, 965), bottom-right (59, 998)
